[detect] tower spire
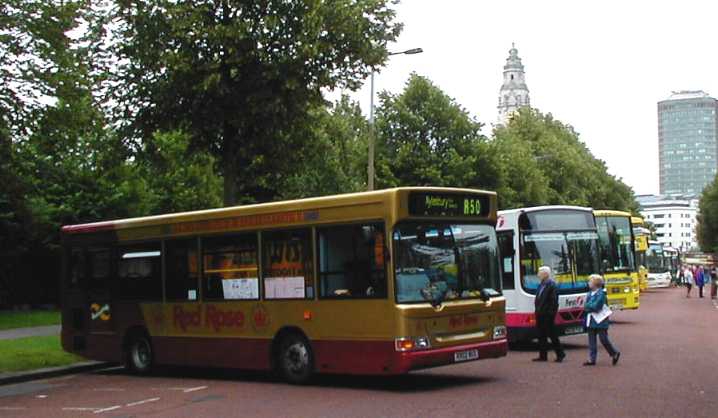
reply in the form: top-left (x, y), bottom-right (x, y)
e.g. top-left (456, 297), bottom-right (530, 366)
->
top-left (497, 43), bottom-right (530, 124)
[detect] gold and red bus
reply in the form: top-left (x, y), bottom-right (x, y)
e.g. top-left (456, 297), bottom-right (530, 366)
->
top-left (61, 187), bottom-right (508, 383)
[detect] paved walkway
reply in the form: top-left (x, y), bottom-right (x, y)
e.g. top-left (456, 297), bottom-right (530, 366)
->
top-left (0, 325), bottom-right (60, 340)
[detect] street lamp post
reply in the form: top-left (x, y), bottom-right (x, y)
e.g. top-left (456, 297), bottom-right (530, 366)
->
top-left (367, 48), bottom-right (423, 191)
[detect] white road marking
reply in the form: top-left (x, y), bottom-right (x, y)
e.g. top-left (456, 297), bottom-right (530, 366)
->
top-left (93, 405), bottom-right (122, 414)
top-left (92, 388), bottom-right (126, 392)
top-left (0, 407), bottom-right (27, 411)
top-left (36, 394), bottom-right (48, 398)
top-left (153, 385), bottom-right (208, 393)
top-left (125, 397), bottom-right (160, 407)
top-left (62, 407), bottom-right (101, 412)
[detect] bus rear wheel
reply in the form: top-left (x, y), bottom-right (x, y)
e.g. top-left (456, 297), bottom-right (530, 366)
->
top-left (126, 333), bottom-right (154, 374)
top-left (277, 334), bottom-right (314, 384)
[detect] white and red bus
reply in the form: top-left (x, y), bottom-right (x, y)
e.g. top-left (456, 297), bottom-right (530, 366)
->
top-left (496, 206), bottom-right (598, 342)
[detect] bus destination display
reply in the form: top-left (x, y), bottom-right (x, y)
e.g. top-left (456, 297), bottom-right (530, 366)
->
top-left (409, 192), bottom-right (490, 217)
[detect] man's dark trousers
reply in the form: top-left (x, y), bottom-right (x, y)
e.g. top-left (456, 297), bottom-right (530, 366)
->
top-left (536, 314), bottom-right (563, 359)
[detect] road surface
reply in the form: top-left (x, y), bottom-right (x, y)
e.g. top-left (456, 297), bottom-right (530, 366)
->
top-left (0, 288), bottom-right (716, 418)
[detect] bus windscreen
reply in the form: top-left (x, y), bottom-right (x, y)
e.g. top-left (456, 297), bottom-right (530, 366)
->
top-left (521, 210), bottom-right (594, 231)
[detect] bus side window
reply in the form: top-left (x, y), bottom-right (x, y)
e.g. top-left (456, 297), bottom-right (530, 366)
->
top-left (166, 239), bottom-right (200, 301)
top-left (317, 223), bottom-right (387, 299)
top-left (117, 245), bottom-right (162, 301)
top-left (68, 248), bottom-right (86, 289)
top-left (202, 234), bottom-right (259, 301)
top-left (497, 231), bottom-right (515, 290)
top-left (88, 248), bottom-right (110, 291)
top-left (262, 229), bottom-right (314, 300)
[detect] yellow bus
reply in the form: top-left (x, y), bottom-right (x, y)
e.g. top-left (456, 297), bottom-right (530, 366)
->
top-left (593, 210), bottom-right (640, 310)
top-left (61, 187), bottom-right (508, 384)
top-left (631, 216), bottom-right (650, 292)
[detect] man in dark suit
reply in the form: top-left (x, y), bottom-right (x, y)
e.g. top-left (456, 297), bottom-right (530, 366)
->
top-left (533, 266), bottom-right (565, 362)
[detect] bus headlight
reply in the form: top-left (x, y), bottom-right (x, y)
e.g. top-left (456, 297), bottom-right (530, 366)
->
top-left (395, 336), bottom-right (431, 352)
top-left (493, 325), bottom-right (507, 340)
top-left (624, 287), bottom-right (631, 293)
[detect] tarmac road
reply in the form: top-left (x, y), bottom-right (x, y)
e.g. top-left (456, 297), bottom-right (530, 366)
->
top-left (0, 287), bottom-right (716, 418)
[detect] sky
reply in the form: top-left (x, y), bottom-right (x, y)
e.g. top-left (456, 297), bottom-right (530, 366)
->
top-left (331, 0), bottom-right (718, 195)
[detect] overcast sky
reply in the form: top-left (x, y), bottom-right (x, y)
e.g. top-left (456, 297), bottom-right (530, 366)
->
top-left (332, 0), bottom-right (718, 195)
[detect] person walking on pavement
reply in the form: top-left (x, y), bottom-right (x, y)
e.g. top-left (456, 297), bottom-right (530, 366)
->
top-left (696, 266), bottom-right (705, 298)
top-left (533, 266), bottom-right (566, 363)
top-left (582, 275), bottom-right (620, 366)
top-left (710, 265), bottom-right (718, 300)
top-left (684, 266), bottom-right (694, 298)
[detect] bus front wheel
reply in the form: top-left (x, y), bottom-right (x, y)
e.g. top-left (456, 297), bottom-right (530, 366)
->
top-left (277, 334), bottom-right (314, 384)
top-left (126, 333), bottom-right (154, 374)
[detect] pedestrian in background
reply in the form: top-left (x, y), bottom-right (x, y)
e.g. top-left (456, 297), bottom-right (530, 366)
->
top-left (677, 267), bottom-right (685, 289)
top-left (710, 265), bottom-right (718, 300)
top-left (533, 266), bottom-right (566, 363)
top-left (696, 266), bottom-right (705, 298)
top-left (583, 275), bottom-right (620, 366)
top-left (683, 266), bottom-right (694, 298)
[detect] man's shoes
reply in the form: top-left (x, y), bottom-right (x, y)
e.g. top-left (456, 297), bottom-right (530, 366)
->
top-left (582, 361), bottom-right (596, 366)
top-left (555, 352), bottom-right (566, 363)
top-left (532, 357), bottom-right (548, 362)
top-left (612, 352), bottom-right (621, 366)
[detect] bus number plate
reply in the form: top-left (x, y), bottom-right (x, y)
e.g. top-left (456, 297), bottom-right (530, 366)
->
top-left (565, 326), bottom-right (584, 335)
top-left (454, 349), bottom-right (479, 362)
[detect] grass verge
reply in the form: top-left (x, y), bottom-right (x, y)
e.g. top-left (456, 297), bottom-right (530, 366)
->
top-left (0, 336), bottom-right (81, 373)
top-left (0, 310), bottom-right (60, 331)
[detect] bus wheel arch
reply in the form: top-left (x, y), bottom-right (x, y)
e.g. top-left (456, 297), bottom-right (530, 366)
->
top-left (271, 327), bottom-right (314, 384)
top-left (123, 326), bottom-right (154, 375)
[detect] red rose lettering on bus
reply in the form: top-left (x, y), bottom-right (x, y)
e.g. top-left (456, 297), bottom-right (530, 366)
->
top-left (205, 305), bottom-right (245, 332)
top-left (173, 305), bottom-right (201, 331)
top-left (252, 305), bottom-right (270, 330)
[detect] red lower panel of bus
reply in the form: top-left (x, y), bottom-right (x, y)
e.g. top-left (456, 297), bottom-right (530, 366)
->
top-left (506, 309), bottom-right (585, 342)
top-left (506, 309), bottom-right (584, 328)
top-left (65, 333), bottom-right (507, 375)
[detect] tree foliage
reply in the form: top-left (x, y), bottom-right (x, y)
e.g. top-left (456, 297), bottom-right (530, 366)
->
top-left (697, 175), bottom-right (718, 253)
top-left (491, 109), bottom-right (638, 212)
top-left (375, 74), bottom-right (492, 189)
top-left (92, 0), bottom-right (402, 205)
top-left (280, 96), bottom-right (369, 199)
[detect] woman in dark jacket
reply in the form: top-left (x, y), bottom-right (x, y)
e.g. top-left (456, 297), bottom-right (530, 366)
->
top-left (583, 274), bottom-right (620, 366)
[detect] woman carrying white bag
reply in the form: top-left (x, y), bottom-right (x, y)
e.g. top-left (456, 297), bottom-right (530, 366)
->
top-left (582, 274), bottom-right (621, 367)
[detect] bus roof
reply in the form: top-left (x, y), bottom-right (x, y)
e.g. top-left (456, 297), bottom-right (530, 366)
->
top-left (62, 187), bottom-right (497, 236)
top-left (631, 216), bottom-right (645, 226)
top-left (593, 210), bottom-right (632, 218)
top-left (497, 205), bottom-right (593, 216)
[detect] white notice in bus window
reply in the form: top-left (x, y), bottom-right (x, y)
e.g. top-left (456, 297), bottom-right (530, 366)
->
top-left (264, 277), bottom-right (305, 299)
top-left (222, 278), bottom-right (259, 300)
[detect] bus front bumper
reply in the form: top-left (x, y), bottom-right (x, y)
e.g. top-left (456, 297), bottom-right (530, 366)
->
top-left (395, 339), bottom-right (507, 373)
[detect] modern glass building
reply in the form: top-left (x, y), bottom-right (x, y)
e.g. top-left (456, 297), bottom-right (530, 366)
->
top-left (658, 90), bottom-right (718, 196)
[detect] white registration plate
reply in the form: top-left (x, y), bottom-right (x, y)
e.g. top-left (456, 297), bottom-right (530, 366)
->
top-left (454, 349), bottom-right (479, 362)
top-left (610, 304), bottom-right (623, 310)
top-left (565, 326), bottom-right (584, 335)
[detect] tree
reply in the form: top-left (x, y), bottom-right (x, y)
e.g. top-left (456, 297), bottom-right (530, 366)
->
top-left (375, 74), bottom-right (492, 189)
top-left (697, 175), bottom-right (718, 253)
top-left (280, 96), bottom-right (369, 199)
top-left (140, 130), bottom-right (223, 214)
top-left (490, 131), bottom-right (551, 209)
top-left (93, 0), bottom-right (402, 205)
top-left (493, 109), bottom-right (638, 212)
